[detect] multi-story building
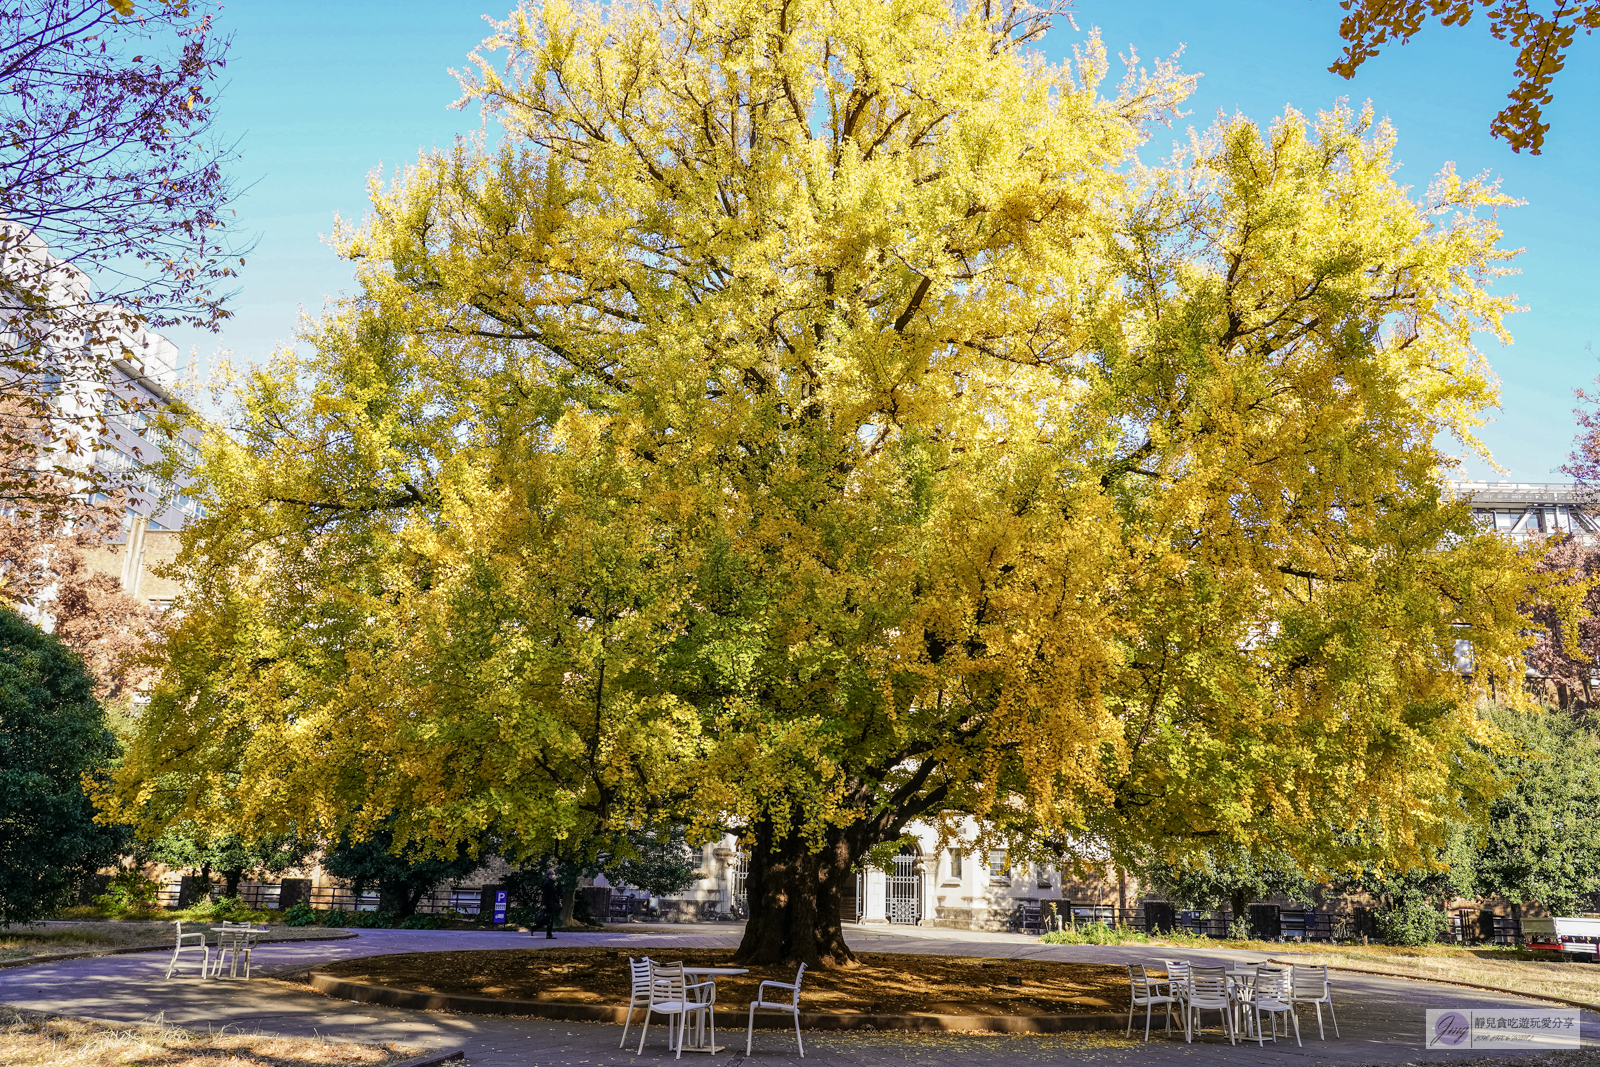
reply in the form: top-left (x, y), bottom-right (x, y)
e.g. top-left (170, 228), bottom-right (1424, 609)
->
top-left (80, 326), bottom-right (196, 611)
top-left (1, 221), bottom-right (195, 610)
top-left (1453, 480), bottom-right (1599, 540)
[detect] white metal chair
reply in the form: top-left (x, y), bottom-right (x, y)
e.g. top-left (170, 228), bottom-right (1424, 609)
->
top-left (619, 956), bottom-right (655, 1048)
top-left (746, 962), bottom-right (807, 1058)
top-left (635, 962), bottom-right (713, 1058)
top-left (213, 926), bottom-right (261, 978)
top-left (1290, 963), bottom-right (1339, 1038)
top-left (1248, 965), bottom-right (1301, 1047)
top-left (163, 920), bottom-right (209, 979)
top-left (1125, 964), bottom-right (1177, 1041)
top-left (1157, 959), bottom-right (1192, 1012)
top-left (1186, 967), bottom-right (1236, 1045)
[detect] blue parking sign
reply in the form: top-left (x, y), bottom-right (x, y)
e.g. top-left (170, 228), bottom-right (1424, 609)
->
top-left (494, 890), bottom-right (507, 925)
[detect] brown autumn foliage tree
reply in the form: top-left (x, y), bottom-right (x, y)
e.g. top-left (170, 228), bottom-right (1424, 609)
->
top-left (0, 508), bottom-right (160, 702)
top-left (0, 408), bottom-right (159, 700)
top-left (1528, 364), bottom-right (1600, 709)
top-left (1331, 0), bottom-right (1600, 153)
top-left (1525, 534), bottom-right (1600, 709)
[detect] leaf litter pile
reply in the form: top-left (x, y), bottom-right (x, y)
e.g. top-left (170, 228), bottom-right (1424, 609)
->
top-left (319, 947), bottom-right (1131, 1016)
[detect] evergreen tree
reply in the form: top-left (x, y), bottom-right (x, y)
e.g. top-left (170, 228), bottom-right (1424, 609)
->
top-left (0, 608), bottom-right (124, 925)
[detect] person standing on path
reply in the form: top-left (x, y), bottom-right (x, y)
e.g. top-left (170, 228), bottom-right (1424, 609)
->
top-left (539, 872), bottom-right (561, 939)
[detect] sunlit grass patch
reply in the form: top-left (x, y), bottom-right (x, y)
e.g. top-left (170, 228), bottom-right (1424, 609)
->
top-left (0, 930), bottom-right (115, 961)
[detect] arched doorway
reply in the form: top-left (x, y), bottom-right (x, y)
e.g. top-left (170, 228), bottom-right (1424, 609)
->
top-left (885, 844), bottom-right (922, 924)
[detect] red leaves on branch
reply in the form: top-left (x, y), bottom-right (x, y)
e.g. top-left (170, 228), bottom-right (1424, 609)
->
top-left (0, 1), bottom-right (239, 520)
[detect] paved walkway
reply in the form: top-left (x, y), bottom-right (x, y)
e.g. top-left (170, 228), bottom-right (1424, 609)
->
top-left (1, 923), bottom-right (1593, 1067)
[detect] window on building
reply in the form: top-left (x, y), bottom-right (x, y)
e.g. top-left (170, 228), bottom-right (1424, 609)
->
top-left (947, 849), bottom-right (963, 880)
top-left (1036, 864), bottom-right (1053, 889)
top-left (988, 850), bottom-right (1009, 880)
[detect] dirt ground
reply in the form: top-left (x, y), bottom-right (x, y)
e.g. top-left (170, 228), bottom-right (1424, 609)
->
top-left (0, 1005), bottom-right (418, 1067)
top-left (318, 947), bottom-right (1132, 1016)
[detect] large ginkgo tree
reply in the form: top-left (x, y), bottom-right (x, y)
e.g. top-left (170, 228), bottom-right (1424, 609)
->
top-left (108, 0), bottom-right (1559, 966)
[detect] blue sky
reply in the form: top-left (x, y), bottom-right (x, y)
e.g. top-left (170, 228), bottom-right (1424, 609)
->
top-left (176, 0), bottom-right (1600, 482)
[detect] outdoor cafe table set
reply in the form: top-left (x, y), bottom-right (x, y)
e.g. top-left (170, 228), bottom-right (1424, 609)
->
top-left (164, 920), bottom-right (268, 980)
top-left (1126, 959), bottom-right (1338, 1046)
top-left (625, 957), bottom-right (809, 1058)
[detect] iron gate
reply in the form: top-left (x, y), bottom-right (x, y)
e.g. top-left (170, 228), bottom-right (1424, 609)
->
top-left (886, 848), bottom-right (922, 924)
top-left (847, 870), bottom-right (864, 921)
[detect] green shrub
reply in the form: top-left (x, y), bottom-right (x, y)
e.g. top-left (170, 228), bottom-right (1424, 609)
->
top-left (92, 869), bottom-right (161, 916)
top-left (1041, 921), bottom-right (1150, 945)
top-left (1378, 900), bottom-right (1450, 946)
top-left (399, 913), bottom-right (444, 929)
top-left (283, 902), bottom-right (317, 927)
top-left (179, 895), bottom-right (229, 921)
top-left (348, 910), bottom-right (391, 928)
top-left (319, 909), bottom-right (351, 927)
top-left (169, 895), bottom-right (271, 924)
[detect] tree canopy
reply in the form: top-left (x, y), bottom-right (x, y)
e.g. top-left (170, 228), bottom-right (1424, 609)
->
top-left (110, 0), bottom-right (1553, 965)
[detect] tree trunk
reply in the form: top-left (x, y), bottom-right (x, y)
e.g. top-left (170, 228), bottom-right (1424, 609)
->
top-left (199, 863), bottom-right (213, 900)
top-left (560, 883), bottom-right (578, 928)
top-left (733, 818), bottom-right (858, 968)
top-left (1231, 891), bottom-right (1248, 934)
top-left (223, 869), bottom-right (244, 898)
top-left (378, 879), bottom-right (419, 917)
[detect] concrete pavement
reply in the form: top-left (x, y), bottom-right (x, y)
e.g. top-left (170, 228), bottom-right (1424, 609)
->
top-left (1, 922), bottom-right (1593, 1066)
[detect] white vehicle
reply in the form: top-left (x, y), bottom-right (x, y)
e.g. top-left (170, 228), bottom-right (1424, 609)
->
top-left (1523, 916), bottom-right (1600, 960)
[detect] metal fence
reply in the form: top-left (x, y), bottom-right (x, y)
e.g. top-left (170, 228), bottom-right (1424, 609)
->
top-left (134, 879), bottom-right (495, 915)
top-left (1017, 902), bottom-right (1522, 945)
top-left (107, 878), bottom-right (654, 923)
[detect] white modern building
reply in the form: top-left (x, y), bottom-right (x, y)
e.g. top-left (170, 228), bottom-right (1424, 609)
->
top-left (1453, 481), bottom-right (1599, 540)
top-left (4, 221), bottom-right (198, 595)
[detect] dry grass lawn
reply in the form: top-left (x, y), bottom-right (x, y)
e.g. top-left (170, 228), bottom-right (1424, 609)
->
top-left (0, 921), bottom-right (348, 963)
top-left (318, 947), bottom-right (1131, 1017)
top-left (0, 1006), bottom-right (424, 1067)
top-left (0, 929), bottom-right (116, 962)
top-left (1253, 942), bottom-right (1600, 1006)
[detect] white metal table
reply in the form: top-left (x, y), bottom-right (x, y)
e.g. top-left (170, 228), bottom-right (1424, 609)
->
top-left (207, 925), bottom-right (267, 978)
top-left (677, 966), bottom-right (749, 1053)
top-left (1226, 964), bottom-right (1280, 1038)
